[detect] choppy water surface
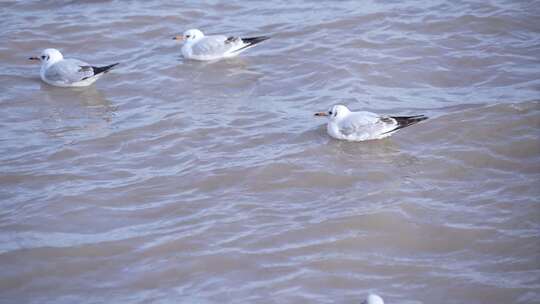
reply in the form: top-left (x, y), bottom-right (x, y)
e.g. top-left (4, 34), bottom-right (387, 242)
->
top-left (1, 1), bottom-right (540, 303)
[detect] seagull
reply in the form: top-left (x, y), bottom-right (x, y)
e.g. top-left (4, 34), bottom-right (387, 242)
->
top-left (315, 104), bottom-right (428, 141)
top-left (173, 29), bottom-right (270, 61)
top-left (29, 48), bottom-right (119, 87)
top-left (361, 294), bottom-right (384, 304)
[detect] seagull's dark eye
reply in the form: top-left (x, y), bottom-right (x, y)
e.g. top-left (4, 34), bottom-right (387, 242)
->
top-left (329, 111), bottom-right (333, 115)
top-left (186, 35), bottom-right (191, 38)
top-left (41, 55), bottom-right (46, 59)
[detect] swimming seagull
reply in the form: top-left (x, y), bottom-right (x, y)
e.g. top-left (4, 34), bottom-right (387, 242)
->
top-left (173, 29), bottom-right (270, 61)
top-left (315, 104), bottom-right (428, 141)
top-left (361, 294), bottom-right (384, 304)
top-left (29, 48), bottom-right (119, 87)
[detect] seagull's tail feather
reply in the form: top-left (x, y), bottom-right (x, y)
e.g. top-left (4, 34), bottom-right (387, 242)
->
top-left (384, 115), bottom-right (428, 134)
top-left (92, 63), bottom-right (119, 75)
top-left (233, 36), bottom-right (270, 53)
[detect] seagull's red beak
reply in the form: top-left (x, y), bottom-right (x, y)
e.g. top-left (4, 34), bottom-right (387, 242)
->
top-left (314, 112), bottom-right (328, 117)
top-left (29, 56), bottom-right (40, 61)
top-left (172, 35), bottom-right (184, 41)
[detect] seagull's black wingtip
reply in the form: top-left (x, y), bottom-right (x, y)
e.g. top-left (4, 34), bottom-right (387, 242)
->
top-left (382, 115), bottom-right (428, 134)
top-left (92, 63), bottom-right (119, 75)
top-left (241, 36), bottom-right (271, 46)
top-left (393, 115), bottom-right (428, 127)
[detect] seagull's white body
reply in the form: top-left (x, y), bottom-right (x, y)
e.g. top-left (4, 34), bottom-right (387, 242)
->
top-left (30, 48), bottom-right (118, 87)
top-left (362, 294), bottom-right (384, 304)
top-left (315, 105), bottom-right (428, 142)
top-left (175, 29), bottom-right (269, 61)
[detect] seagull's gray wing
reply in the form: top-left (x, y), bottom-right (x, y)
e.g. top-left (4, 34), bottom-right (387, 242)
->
top-left (191, 35), bottom-right (239, 57)
top-left (45, 59), bottom-right (94, 83)
top-left (339, 112), bottom-right (379, 135)
top-left (339, 112), bottom-right (397, 137)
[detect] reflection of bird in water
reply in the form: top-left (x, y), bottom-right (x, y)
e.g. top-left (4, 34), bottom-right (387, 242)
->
top-left (38, 85), bottom-right (117, 141)
top-left (178, 58), bottom-right (264, 98)
top-left (40, 83), bottom-right (116, 110)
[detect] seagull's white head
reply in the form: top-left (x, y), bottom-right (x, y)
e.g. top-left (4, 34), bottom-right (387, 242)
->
top-left (29, 48), bottom-right (63, 65)
top-left (314, 104), bottom-right (351, 121)
top-left (173, 29), bottom-right (204, 43)
top-left (361, 294), bottom-right (384, 304)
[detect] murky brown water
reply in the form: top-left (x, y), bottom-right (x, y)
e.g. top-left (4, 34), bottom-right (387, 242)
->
top-left (1, 1), bottom-right (540, 303)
